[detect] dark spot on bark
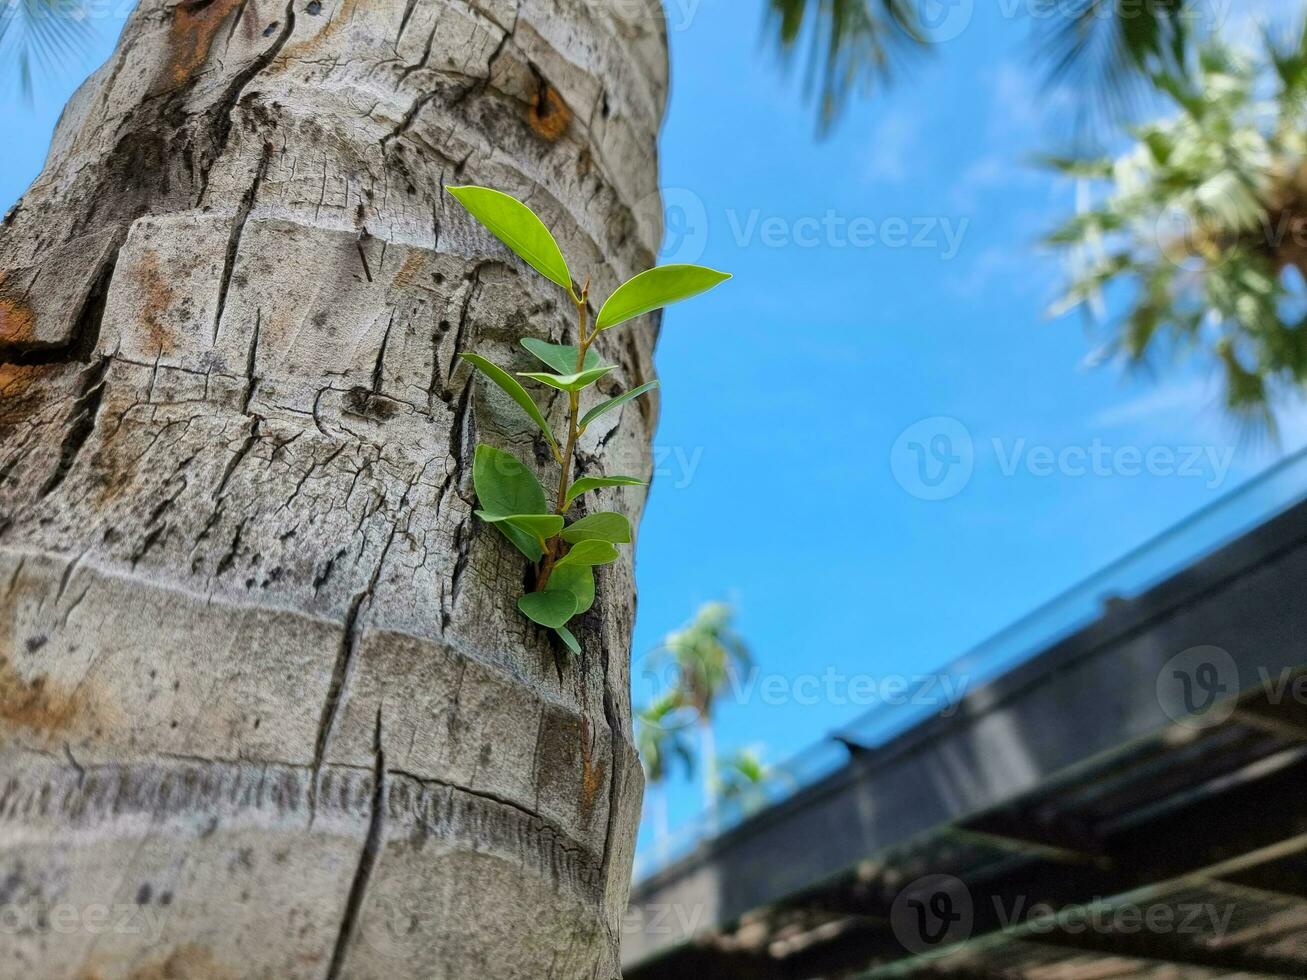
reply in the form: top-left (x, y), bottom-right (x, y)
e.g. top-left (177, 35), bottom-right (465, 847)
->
top-left (136, 883), bottom-right (152, 905)
top-left (264, 21), bottom-right (280, 37)
top-left (343, 386), bottom-right (399, 421)
top-left (306, 1), bottom-right (322, 14)
top-left (24, 635), bottom-right (47, 653)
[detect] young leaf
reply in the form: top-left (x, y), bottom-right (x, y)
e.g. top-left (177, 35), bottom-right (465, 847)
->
top-left (518, 366), bottom-right (612, 392)
top-left (554, 626), bottom-right (582, 655)
top-left (518, 590), bottom-right (577, 629)
top-left (546, 563), bottom-right (595, 615)
top-left (473, 445), bottom-right (549, 521)
top-left (447, 186), bottom-right (573, 294)
top-left (497, 524), bottom-right (544, 563)
top-left (595, 265), bottom-right (731, 331)
top-left (565, 476), bottom-right (646, 508)
top-left (522, 338), bottom-right (602, 374)
top-left (475, 512), bottom-right (565, 546)
top-left (555, 540), bottom-right (620, 569)
top-left (461, 353), bottom-right (558, 455)
top-left (580, 381), bottom-right (660, 430)
top-left (562, 512), bottom-right (632, 545)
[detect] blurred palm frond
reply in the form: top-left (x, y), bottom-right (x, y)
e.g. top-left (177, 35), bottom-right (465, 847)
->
top-left (0, 0), bottom-right (93, 100)
top-left (1030, 0), bottom-right (1192, 128)
top-left (767, 0), bottom-right (929, 136)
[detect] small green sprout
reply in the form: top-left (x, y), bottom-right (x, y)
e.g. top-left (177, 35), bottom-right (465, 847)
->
top-left (448, 185), bottom-right (730, 653)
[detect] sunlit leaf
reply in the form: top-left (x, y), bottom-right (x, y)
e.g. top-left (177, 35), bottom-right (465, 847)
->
top-left (596, 265), bottom-right (731, 331)
top-left (461, 353), bottom-right (558, 454)
top-left (448, 186), bottom-right (574, 294)
top-left (521, 338), bottom-right (602, 373)
top-left (518, 366), bottom-right (613, 392)
top-left (580, 381), bottom-right (659, 430)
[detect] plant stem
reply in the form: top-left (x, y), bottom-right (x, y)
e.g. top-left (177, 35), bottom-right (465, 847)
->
top-left (535, 281), bottom-right (590, 591)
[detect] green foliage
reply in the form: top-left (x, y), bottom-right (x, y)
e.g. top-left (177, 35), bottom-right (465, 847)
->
top-left (565, 475), bottom-right (647, 508)
top-left (561, 512), bottom-right (632, 545)
top-left (521, 338), bottom-right (602, 373)
top-left (1047, 33), bottom-right (1307, 424)
top-left (580, 381), bottom-right (660, 431)
top-left (518, 366), bottom-right (614, 392)
top-left (767, 0), bottom-right (928, 135)
top-left (518, 591), bottom-right (577, 629)
top-left (636, 691), bottom-right (696, 785)
top-left (663, 602), bottom-right (752, 719)
top-left (447, 186), bottom-right (574, 294)
top-left (596, 265), bottom-right (732, 331)
top-left (715, 747), bottom-right (770, 807)
top-left (459, 354), bottom-right (558, 457)
top-left (453, 186), bottom-right (730, 652)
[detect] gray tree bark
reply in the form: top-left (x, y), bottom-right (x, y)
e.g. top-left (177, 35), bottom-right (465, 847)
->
top-left (0, 1), bottom-right (667, 976)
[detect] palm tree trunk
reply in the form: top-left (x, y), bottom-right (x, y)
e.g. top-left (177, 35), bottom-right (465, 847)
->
top-left (699, 718), bottom-right (717, 826)
top-left (0, 2), bottom-right (667, 977)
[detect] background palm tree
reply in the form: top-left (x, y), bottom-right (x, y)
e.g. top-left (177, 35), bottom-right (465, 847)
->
top-left (1047, 28), bottom-right (1307, 424)
top-left (766, 0), bottom-right (1195, 134)
top-left (663, 601), bottom-right (752, 818)
top-left (636, 691), bottom-right (697, 859)
top-left (714, 745), bottom-right (771, 816)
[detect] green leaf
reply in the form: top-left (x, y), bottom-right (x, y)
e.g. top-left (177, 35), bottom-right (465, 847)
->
top-left (565, 475), bottom-right (646, 508)
top-left (595, 265), bottom-right (731, 332)
top-left (518, 590), bottom-right (577, 629)
top-left (555, 540), bottom-right (620, 569)
top-left (447, 186), bottom-right (573, 294)
top-left (473, 444), bottom-right (549, 532)
top-left (475, 511), bottom-right (565, 546)
top-left (562, 512), bottom-right (631, 545)
top-left (580, 381), bottom-right (659, 430)
top-left (521, 338), bottom-right (601, 374)
top-left (554, 626), bottom-right (582, 655)
top-left (518, 366), bottom-right (612, 392)
top-left (461, 354), bottom-right (558, 455)
top-left (497, 524), bottom-right (544, 563)
top-left (546, 564), bottom-right (595, 615)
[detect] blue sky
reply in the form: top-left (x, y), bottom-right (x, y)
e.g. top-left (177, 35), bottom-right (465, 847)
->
top-left (3, 1), bottom-right (1303, 861)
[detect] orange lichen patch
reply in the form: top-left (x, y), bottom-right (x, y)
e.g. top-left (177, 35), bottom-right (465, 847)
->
top-left (529, 85), bottom-right (572, 143)
top-left (578, 717), bottom-right (605, 820)
top-left (80, 944), bottom-right (236, 980)
top-left (391, 249), bottom-right (427, 290)
top-left (0, 278), bottom-right (35, 346)
top-left (136, 250), bottom-right (178, 356)
top-left (163, 0), bottom-right (245, 89)
top-left (0, 656), bottom-right (84, 737)
top-left (0, 363), bottom-right (52, 429)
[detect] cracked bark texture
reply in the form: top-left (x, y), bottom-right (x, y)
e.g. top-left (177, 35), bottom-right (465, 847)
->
top-left (0, 1), bottom-right (668, 976)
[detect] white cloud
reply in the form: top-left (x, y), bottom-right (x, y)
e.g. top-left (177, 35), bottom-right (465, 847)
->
top-left (863, 109), bottom-right (923, 184)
